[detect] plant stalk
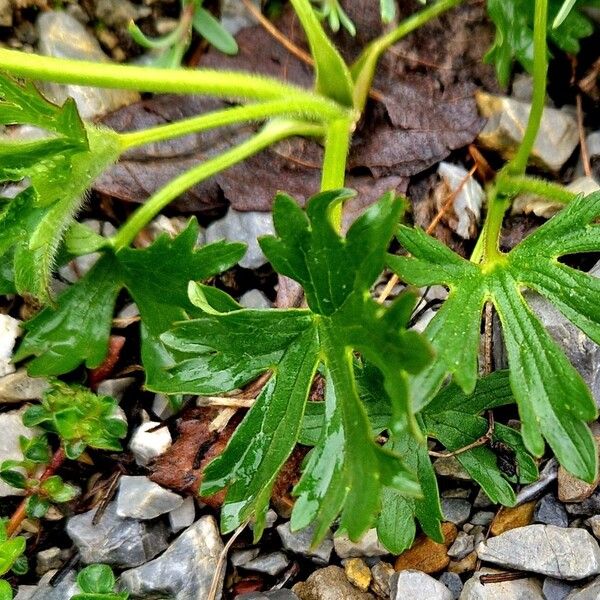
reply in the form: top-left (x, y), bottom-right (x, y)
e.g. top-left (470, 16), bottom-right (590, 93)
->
top-left (507, 0), bottom-right (549, 174)
top-left (112, 119), bottom-right (324, 250)
top-left (119, 99), bottom-right (335, 150)
top-left (496, 174), bottom-right (578, 204)
top-left (0, 48), bottom-right (347, 122)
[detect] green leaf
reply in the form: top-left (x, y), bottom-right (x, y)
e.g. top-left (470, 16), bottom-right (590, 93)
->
top-left (0, 535), bottom-right (25, 577)
top-left (10, 556), bottom-right (28, 577)
top-left (15, 220), bottom-right (245, 382)
top-left (289, 0), bottom-right (354, 106)
top-left (485, 0), bottom-right (598, 86)
top-left (22, 381), bottom-right (127, 457)
top-left (20, 435), bottom-right (51, 464)
top-left (40, 475), bottom-right (79, 503)
top-left (0, 579), bottom-right (13, 600)
top-left (389, 191), bottom-right (600, 482)
top-left (77, 564), bottom-right (116, 594)
top-left (157, 190), bottom-right (431, 541)
top-left (26, 495), bottom-right (51, 519)
top-left (0, 469), bottom-right (26, 490)
top-left (0, 75), bottom-right (120, 301)
top-left (192, 7), bottom-right (239, 55)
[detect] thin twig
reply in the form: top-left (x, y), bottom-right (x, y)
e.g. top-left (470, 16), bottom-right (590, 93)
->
top-left (92, 468), bottom-right (123, 526)
top-left (576, 94), bottom-right (592, 178)
top-left (207, 520), bottom-right (250, 600)
top-left (197, 396), bottom-right (255, 409)
top-left (479, 571), bottom-right (529, 584)
top-left (428, 414), bottom-right (495, 458)
top-left (377, 165), bottom-right (477, 304)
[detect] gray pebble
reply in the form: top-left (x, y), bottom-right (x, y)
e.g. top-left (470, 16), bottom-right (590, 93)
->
top-left (534, 494), bottom-right (569, 527)
top-left (442, 499), bottom-right (472, 526)
top-left (439, 571), bottom-right (463, 600)
top-left (278, 522), bottom-right (333, 564)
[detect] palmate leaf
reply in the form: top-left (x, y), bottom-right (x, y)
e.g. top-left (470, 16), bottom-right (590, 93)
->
top-left (15, 220), bottom-right (245, 382)
top-left (0, 74), bottom-right (120, 301)
top-left (485, 0), bottom-right (599, 86)
top-left (389, 191), bottom-right (600, 483)
top-left (155, 190), bottom-right (432, 540)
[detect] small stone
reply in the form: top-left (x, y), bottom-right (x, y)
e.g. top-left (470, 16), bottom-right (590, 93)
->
top-left (370, 561), bottom-right (394, 598)
top-left (542, 577), bottom-right (575, 600)
top-left (477, 524), bottom-right (600, 580)
top-left (442, 488), bottom-right (472, 499)
top-left (36, 12), bottom-right (138, 118)
top-left (239, 289), bottom-right (271, 309)
top-left (15, 570), bottom-right (79, 600)
top-left (558, 463), bottom-right (600, 503)
top-left (0, 407), bottom-right (39, 497)
top-left (460, 569), bottom-right (543, 599)
top-left (66, 502), bottom-right (169, 568)
top-left (476, 92), bottom-right (579, 172)
top-left (0, 314), bottom-right (20, 377)
top-left (564, 492), bottom-right (600, 516)
top-left (490, 502), bottom-right (535, 536)
top-left (436, 162), bottom-right (484, 239)
top-left (439, 572), bottom-right (463, 600)
top-left (442, 499), bottom-right (472, 525)
top-left (434, 456), bottom-right (472, 480)
top-left (470, 511), bottom-right (495, 527)
top-left (169, 496), bottom-right (196, 532)
top-left (293, 566), bottom-right (375, 600)
top-left (278, 522), bottom-right (333, 565)
top-left (0, 369), bottom-right (49, 403)
top-left (334, 529), bottom-right (389, 559)
top-left (345, 558), bottom-right (372, 592)
top-left (534, 494), bottom-right (569, 527)
top-left (129, 420), bottom-right (172, 466)
top-left (389, 570), bottom-right (452, 600)
top-left (587, 515), bottom-right (600, 539)
top-left (473, 489), bottom-right (494, 509)
top-left (94, 0), bottom-right (149, 27)
top-left (231, 548), bottom-right (261, 567)
top-left (121, 516), bottom-right (224, 600)
top-left (96, 377), bottom-right (135, 401)
top-left (116, 475), bottom-right (183, 520)
top-left (244, 552), bottom-right (290, 576)
top-left (568, 575), bottom-right (600, 599)
top-left (448, 531), bottom-right (475, 560)
top-left (220, 0), bottom-right (259, 35)
top-left (205, 210), bottom-right (274, 269)
top-left (35, 547), bottom-right (66, 576)
top-left (0, 0), bottom-right (12, 27)
top-left (448, 551), bottom-right (478, 575)
top-left (395, 522), bottom-right (457, 574)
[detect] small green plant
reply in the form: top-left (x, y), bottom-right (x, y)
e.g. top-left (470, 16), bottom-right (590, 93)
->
top-left (0, 520), bottom-right (27, 600)
top-left (70, 564), bottom-right (128, 600)
top-left (0, 0), bottom-right (598, 552)
top-left (22, 381), bottom-right (128, 460)
top-left (0, 434), bottom-right (78, 518)
top-left (128, 0), bottom-right (238, 67)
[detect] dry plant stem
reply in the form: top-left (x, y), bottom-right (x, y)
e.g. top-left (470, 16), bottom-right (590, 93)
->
top-left (207, 520), bottom-right (250, 600)
top-left (428, 414), bottom-right (495, 458)
top-left (577, 94), bottom-right (592, 177)
top-left (377, 165), bottom-right (477, 304)
top-left (7, 447), bottom-right (66, 537)
top-left (92, 470), bottom-right (123, 526)
top-left (479, 571), bottom-right (530, 584)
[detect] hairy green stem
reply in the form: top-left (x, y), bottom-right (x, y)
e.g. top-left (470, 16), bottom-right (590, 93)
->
top-left (507, 0), bottom-right (549, 174)
top-left (321, 118), bottom-right (353, 230)
top-left (497, 174), bottom-right (578, 204)
top-left (351, 0), bottom-right (463, 110)
top-left (119, 99), bottom-right (335, 150)
top-left (111, 119), bottom-right (324, 250)
top-left (0, 48), bottom-right (346, 122)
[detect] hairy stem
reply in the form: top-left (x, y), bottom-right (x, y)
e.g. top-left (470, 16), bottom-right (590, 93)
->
top-left (507, 0), bottom-right (549, 174)
top-left (119, 99), bottom-right (335, 150)
top-left (112, 119), bottom-right (324, 250)
top-left (0, 48), bottom-right (346, 121)
top-left (496, 174), bottom-right (579, 204)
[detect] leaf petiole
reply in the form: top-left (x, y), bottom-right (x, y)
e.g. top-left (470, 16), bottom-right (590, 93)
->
top-left (111, 119), bottom-right (325, 250)
top-left (496, 173), bottom-right (579, 204)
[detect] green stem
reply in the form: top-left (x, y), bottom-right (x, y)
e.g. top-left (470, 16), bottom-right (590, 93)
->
top-left (321, 118), bottom-right (352, 230)
top-left (496, 174), bottom-right (578, 204)
top-left (111, 119), bottom-right (324, 250)
top-left (0, 48), bottom-right (346, 122)
top-left (507, 0), bottom-right (548, 175)
top-left (471, 185), bottom-right (509, 265)
top-left (351, 0), bottom-right (463, 110)
top-left (119, 99), bottom-right (335, 150)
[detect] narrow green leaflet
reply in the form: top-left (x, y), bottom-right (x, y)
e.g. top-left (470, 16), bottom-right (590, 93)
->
top-left (156, 190), bottom-right (431, 540)
top-left (485, 0), bottom-right (599, 86)
top-left (389, 191), bottom-right (600, 482)
top-left (0, 74), bottom-right (120, 301)
top-left (15, 220), bottom-right (245, 382)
